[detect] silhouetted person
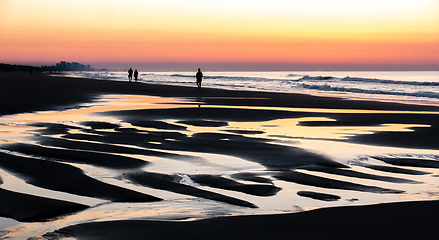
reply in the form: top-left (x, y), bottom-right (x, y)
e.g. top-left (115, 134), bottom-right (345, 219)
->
top-left (128, 68), bottom-right (133, 82)
top-left (196, 68), bottom-right (203, 89)
top-left (134, 69), bottom-right (138, 82)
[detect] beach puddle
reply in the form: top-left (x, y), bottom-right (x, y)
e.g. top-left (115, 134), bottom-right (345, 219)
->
top-left (2, 93), bottom-right (439, 239)
top-left (226, 118), bottom-right (430, 140)
top-left (184, 100), bottom-right (439, 115)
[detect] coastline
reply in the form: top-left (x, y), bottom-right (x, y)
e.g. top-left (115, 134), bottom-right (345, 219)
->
top-left (1, 71), bottom-right (439, 239)
top-left (2, 72), bottom-right (439, 117)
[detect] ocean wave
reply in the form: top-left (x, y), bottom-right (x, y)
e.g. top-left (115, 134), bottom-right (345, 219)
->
top-left (147, 80), bottom-right (195, 85)
top-left (300, 75), bottom-right (334, 80)
top-left (212, 83), bottom-right (247, 88)
top-left (170, 74), bottom-right (283, 82)
top-left (169, 74), bottom-right (193, 78)
top-left (342, 77), bottom-right (439, 86)
top-left (75, 73), bottom-right (125, 81)
top-left (300, 83), bottom-right (439, 99)
top-left (299, 75), bottom-right (439, 86)
top-left (285, 74), bottom-right (301, 77)
top-left (206, 76), bottom-right (270, 82)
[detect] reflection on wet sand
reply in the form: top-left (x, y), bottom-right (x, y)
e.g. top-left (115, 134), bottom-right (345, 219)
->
top-left (227, 118), bottom-right (430, 140)
top-left (1, 94), bottom-right (439, 239)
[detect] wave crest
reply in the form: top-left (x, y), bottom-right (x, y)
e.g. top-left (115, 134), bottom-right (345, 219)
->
top-left (298, 75), bottom-right (439, 86)
top-left (300, 83), bottom-right (439, 99)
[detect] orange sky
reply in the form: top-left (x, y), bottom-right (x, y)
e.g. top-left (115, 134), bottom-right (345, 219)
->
top-left (1, 0), bottom-right (438, 70)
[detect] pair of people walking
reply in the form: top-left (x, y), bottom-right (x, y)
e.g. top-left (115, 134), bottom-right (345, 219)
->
top-left (128, 68), bottom-right (138, 82)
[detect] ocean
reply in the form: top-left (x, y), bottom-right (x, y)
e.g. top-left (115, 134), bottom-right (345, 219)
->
top-left (72, 71), bottom-right (439, 105)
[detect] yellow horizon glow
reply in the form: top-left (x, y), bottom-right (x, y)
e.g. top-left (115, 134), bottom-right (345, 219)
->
top-left (1, 0), bottom-right (438, 66)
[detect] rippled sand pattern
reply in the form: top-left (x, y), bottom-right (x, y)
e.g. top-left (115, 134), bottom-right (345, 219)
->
top-left (1, 73), bottom-right (439, 239)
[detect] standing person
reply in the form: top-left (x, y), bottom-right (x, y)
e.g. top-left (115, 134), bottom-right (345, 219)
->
top-left (196, 68), bottom-right (203, 89)
top-left (134, 69), bottom-right (139, 82)
top-left (128, 68), bottom-right (133, 82)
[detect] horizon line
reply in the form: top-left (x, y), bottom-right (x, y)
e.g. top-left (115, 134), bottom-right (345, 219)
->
top-left (4, 62), bottom-right (439, 71)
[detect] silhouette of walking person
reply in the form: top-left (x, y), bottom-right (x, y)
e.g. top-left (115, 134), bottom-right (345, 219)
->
top-left (128, 68), bottom-right (133, 82)
top-left (196, 68), bottom-right (203, 89)
top-left (134, 69), bottom-right (139, 82)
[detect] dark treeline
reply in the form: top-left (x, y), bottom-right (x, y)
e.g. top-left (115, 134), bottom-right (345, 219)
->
top-left (0, 63), bottom-right (41, 72)
top-left (1, 62), bottom-right (94, 73)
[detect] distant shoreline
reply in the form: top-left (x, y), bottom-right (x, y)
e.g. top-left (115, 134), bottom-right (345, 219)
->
top-left (68, 70), bottom-right (439, 107)
top-left (2, 71), bottom-right (439, 117)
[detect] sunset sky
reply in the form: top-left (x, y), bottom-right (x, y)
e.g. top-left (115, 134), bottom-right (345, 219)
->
top-left (1, 0), bottom-right (438, 70)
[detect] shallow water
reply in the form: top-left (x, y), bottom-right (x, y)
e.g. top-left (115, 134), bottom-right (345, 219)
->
top-left (1, 94), bottom-right (439, 239)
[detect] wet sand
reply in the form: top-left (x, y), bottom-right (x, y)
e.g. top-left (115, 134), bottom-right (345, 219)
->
top-left (2, 72), bottom-right (439, 116)
top-left (46, 199), bottom-right (439, 240)
top-left (1, 71), bottom-right (439, 239)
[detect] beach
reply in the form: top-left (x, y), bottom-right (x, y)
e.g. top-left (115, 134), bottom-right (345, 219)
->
top-left (1, 71), bottom-right (439, 239)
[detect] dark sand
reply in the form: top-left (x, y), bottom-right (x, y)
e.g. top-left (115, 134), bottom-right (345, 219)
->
top-left (372, 156), bottom-right (439, 168)
top-left (230, 172), bottom-right (274, 184)
top-left (301, 165), bottom-right (420, 183)
top-left (62, 130), bottom-right (348, 171)
top-left (0, 152), bottom-right (161, 203)
top-left (0, 160), bottom-right (88, 223)
top-left (189, 174), bottom-right (281, 196)
top-left (46, 199), bottom-right (439, 240)
top-left (1, 143), bottom-right (149, 169)
top-left (356, 163), bottom-right (432, 175)
top-left (1, 72), bottom-right (439, 238)
top-left (274, 170), bottom-right (404, 194)
top-left (0, 188), bottom-right (88, 222)
top-left (123, 171), bottom-right (257, 208)
top-left (297, 191), bottom-right (341, 201)
top-left (2, 72), bottom-right (439, 117)
top-left (38, 136), bottom-right (199, 160)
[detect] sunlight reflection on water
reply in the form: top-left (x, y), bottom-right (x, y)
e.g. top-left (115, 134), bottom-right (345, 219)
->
top-left (1, 94), bottom-right (439, 239)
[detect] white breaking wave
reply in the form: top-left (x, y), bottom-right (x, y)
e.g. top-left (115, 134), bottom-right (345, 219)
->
top-left (299, 83), bottom-right (439, 99)
top-left (299, 75), bottom-right (439, 86)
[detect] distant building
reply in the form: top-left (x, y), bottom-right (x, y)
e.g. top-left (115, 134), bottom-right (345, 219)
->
top-left (60, 61), bottom-right (67, 71)
top-left (72, 62), bottom-right (86, 70)
top-left (40, 61), bottom-right (93, 72)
